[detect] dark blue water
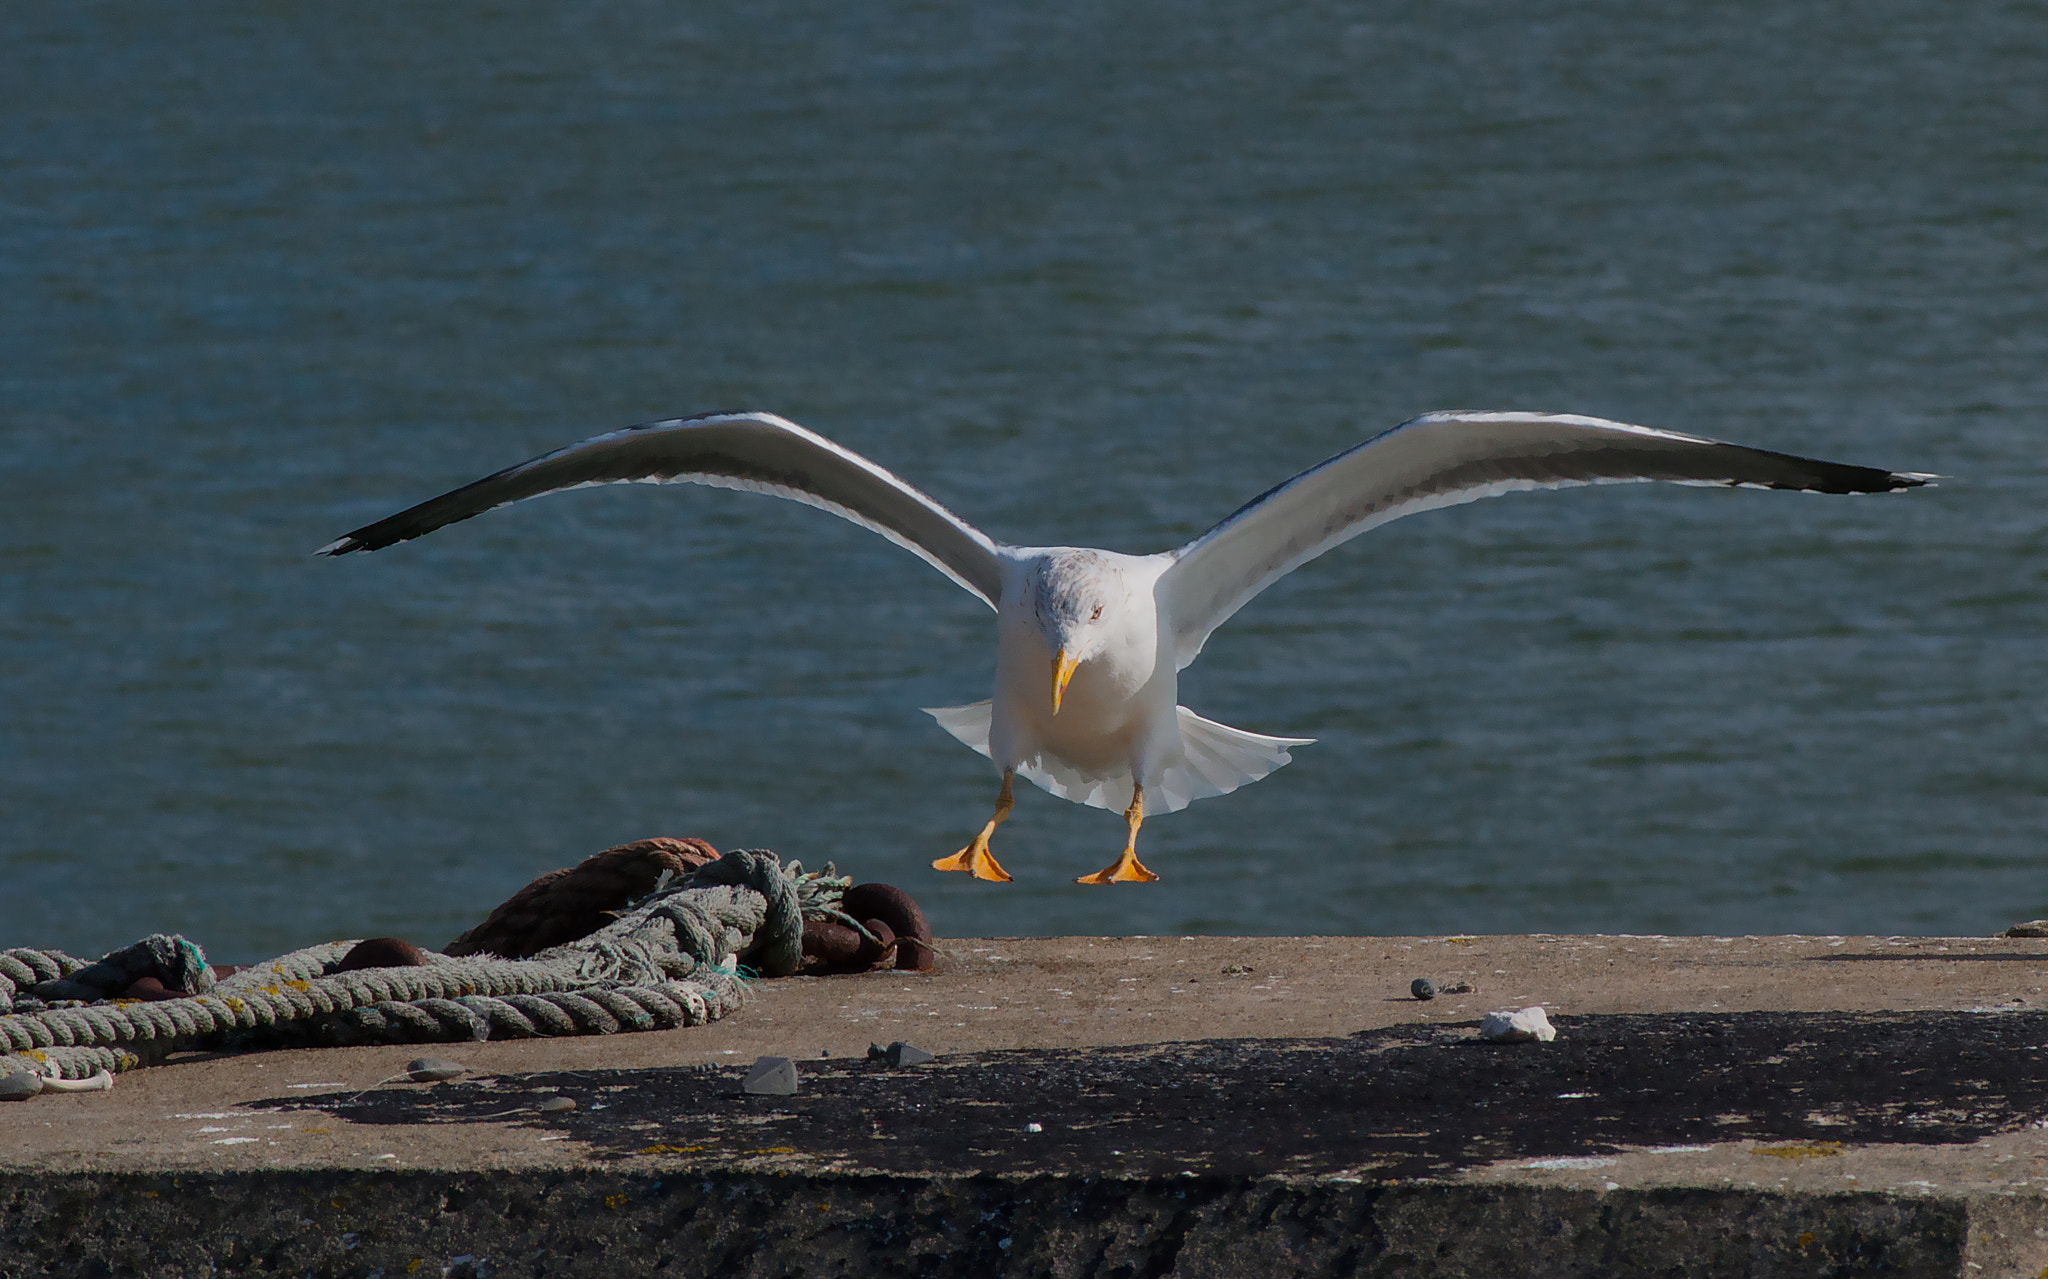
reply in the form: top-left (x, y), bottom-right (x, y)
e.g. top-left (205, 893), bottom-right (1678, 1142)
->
top-left (4, 1), bottom-right (2045, 962)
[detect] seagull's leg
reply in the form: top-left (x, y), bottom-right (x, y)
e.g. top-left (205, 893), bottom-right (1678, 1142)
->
top-left (933, 768), bottom-right (1015, 883)
top-left (1075, 783), bottom-right (1161, 885)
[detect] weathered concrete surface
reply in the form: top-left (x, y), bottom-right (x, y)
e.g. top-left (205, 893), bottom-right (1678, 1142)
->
top-left (4, 934), bottom-right (2048, 1277)
top-left (0, 1170), bottom-right (1987, 1279)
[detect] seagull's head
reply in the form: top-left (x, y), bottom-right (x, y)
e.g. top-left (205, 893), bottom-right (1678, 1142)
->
top-left (1027, 550), bottom-right (1123, 714)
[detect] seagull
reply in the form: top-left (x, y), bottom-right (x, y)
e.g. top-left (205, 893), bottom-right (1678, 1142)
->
top-left (321, 409), bottom-right (1930, 885)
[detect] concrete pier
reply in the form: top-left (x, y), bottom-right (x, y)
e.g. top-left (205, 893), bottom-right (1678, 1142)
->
top-left (4, 934), bottom-right (2047, 1277)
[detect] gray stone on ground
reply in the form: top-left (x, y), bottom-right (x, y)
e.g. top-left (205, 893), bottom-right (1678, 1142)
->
top-left (406, 1057), bottom-right (468, 1082)
top-left (743, 1055), bottom-right (799, 1095)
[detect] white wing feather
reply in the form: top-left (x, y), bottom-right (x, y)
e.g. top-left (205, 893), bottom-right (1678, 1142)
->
top-left (1161, 411), bottom-right (1931, 668)
top-left (321, 410), bottom-right (1007, 608)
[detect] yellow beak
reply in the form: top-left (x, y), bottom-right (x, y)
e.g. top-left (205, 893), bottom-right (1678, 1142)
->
top-left (1051, 649), bottom-right (1080, 714)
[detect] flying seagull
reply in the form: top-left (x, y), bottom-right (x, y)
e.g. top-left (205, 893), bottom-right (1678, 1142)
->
top-left (321, 410), bottom-right (1930, 885)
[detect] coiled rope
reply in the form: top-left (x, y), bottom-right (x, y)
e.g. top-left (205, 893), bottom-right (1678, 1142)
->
top-left (0, 849), bottom-right (840, 1087)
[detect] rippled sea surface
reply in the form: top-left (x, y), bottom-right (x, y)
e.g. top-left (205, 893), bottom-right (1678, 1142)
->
top-left (4, 2), bottom-right (2045, 962)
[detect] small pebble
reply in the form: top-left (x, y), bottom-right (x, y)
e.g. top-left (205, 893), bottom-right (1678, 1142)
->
top-left (1411, 978), bottom-right (1436, 1001)
top-left (743, 1056), bottom-right (800, 1096)
top-left (881, 1041), bottom-right (934, 1067)
top-left (405, 1057), bottom-right (467, 1083)
top-left (1025, 1122), bottom-right (1043, 1133)
top-left (536, 1096), bottom-right (576, 1113)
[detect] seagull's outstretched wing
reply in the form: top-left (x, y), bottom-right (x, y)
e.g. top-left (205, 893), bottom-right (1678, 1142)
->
top-left (319, 411), bottom-right (1007, 608)
top-left (1160, 410), bottom-right (1933, 668)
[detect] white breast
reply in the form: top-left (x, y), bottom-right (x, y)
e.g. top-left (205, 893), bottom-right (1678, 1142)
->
top-left (986, 549), bottom-right (1178, 779)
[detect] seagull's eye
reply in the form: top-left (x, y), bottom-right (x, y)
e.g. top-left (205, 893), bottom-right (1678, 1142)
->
top-left (1090, 605), bottom-right (1103, 621)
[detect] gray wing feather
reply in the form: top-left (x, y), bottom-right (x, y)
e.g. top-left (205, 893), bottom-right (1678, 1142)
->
top-left (319, 411), bottom-right (1007, 608)
top-left (1161, 410), bottom-right (1932, 668)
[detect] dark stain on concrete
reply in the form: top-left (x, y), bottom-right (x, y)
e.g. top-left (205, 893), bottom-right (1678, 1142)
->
top-left (267, 1010), bottom-right (2048, 1179)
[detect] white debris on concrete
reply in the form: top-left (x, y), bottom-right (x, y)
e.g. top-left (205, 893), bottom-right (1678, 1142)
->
top-left (1481, 1006), bottom-right (1555, 1043)
top-left (1523, 1156), bottom-right (1616, 1170)
top-left (30, 1070), bottom-right (116, 1095)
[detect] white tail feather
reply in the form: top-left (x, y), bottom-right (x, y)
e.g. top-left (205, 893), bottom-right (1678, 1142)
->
top-left (1153, 708), bottom-right (1313, 814)
top-left (923, 700), bottom-right (995, 754)
top-left (922, 702), bottom-right (1313, 815)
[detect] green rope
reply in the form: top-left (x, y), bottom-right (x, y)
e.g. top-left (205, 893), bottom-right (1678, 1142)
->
top-left (0, 849), bottom-right (844, 1087)
top-left (0, 948), bottom-right (92, 1016)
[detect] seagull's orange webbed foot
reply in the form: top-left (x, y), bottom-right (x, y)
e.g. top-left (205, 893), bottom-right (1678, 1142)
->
top-left (934, 769), bottom-right (1015, 883)
top-left (932, 831), bottom-right (1014, 883)
top-left (1074, 849), bottom-right (1160, 885)
top-left (1075, 784), bottom-right (1161, 885)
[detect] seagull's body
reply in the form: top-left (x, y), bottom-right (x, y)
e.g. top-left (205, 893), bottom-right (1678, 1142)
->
top-left (323, 410), bottom-right (1929, 884)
